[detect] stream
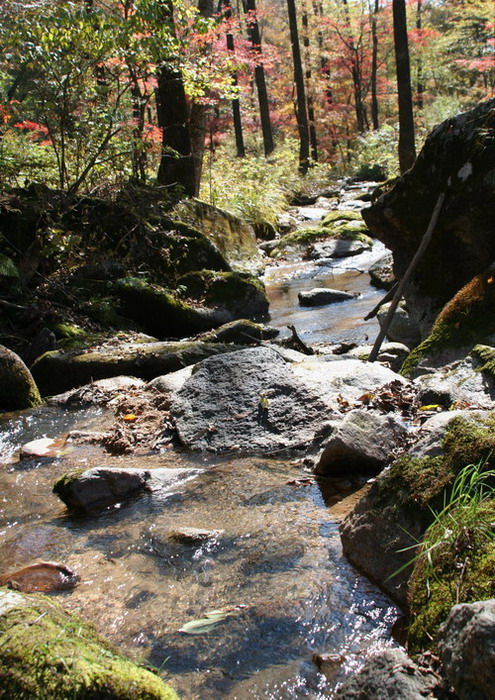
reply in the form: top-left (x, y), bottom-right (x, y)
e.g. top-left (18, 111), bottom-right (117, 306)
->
top-left (0, 203), bottom-right (401, 698)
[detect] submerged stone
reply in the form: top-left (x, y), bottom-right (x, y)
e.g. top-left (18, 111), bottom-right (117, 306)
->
top-left (298, 288), bottom-right (355, 307)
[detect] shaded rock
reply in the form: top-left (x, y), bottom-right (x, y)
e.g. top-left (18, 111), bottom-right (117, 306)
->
top-left (0, 562), bottom-right (79, 593)
top-left (172, 198), bottom-right (263, 274)
top-left (314, 409), bottom-right (408, 476)
top-left (298, 288), bottom-right (355, 306)
top-left (31, 339), bottom-right (245, 396)
top-left (177, 270), bottom-right (269, 319)
top-left (438, 599), bottom-right (495, 700)
top-left (363, 99), bottom-right (495, 336)
top-left (0, 345), bottom-right (41, 411)
top-left (0, 589), bottom-right (178, 698)
top-left (195, 319), bottom-right (279, 345)
top-left (53, 467), bottom-right (151, 511)
top-left (337, 648), bottom-right (440, 699)
top-left (340, 410), bottom-right (493, 607)
top-left (377, 302), bottom-right (421, 348)
top-left (369, 253), bottom-right (395, 290)
top-left (21, 327), bottom-right (57, 367)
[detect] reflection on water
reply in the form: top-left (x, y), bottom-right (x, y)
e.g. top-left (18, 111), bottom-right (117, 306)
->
top-left (264, 241), bottom-right (388, 346)
top-left (0, 406), bottom-right (399, 699)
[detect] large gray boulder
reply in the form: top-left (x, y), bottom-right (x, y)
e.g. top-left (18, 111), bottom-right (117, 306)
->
top-left (336, 648), bottom-right (440, 699)
top-left (314, 409), bottom-right (408, 476)
top-left (0, 344), bottom-right (41, 411)
top-left (363, 98), bottom-right (495, 336)
top-left (438, 599), bottom-right (495, 700)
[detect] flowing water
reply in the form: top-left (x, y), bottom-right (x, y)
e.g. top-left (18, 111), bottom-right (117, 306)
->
top-left (0, 230), bottom-right (400, 698)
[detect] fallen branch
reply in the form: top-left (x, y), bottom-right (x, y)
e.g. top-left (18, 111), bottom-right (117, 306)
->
top-left (364, 282), bottom-right (399, 321)
top-left (368, 191), bottom-right (446, 363)
top-left (287, 324), bottom-right (314, 355)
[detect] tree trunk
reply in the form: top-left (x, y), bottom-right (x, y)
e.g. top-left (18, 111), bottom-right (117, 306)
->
top-left (287, 0), bottom-right (310, 173)
top-left (342, 0), bottom-right (368, 134)
top-left (244, 0), bottom-right (274, 156)
top-left (155, 1), bottom-right (195, 196)
top-left (224, 0), bottom-right (245, 157)
top-left (416, 0), bottom-right (424, 108)
top-left (301, 1), bottom-right (318, 161)
top-left (393, 0), bottom-right (416, 173)
top-left (371, 0), bottom-right (379, 130)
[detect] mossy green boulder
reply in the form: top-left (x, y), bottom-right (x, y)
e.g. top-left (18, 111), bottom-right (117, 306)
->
top-left (177, 270), bottom-right (268, 318)
top-left (0, 345), bottom-right (41, 411)
top-left (0, 589), bottom-right (178, 698)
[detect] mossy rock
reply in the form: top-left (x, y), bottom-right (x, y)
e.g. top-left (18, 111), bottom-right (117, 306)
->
top-left (113, 277), bottom-right (213, 338)
top-left (320, 210), bottom-right (364, 226)
top-left (177, 271), bottom-right (269, 318)
top-left (407, 498), bottom-right (495, 653)
top-left (195, 319), bottom-right (279, 344)
top-left (340, 412), bottom-right (495, 608)
top-left (271, 213), bottom-right (371, 257)
top-left (401, 265), bottom-right (495, 376)
top-left (0, 345), bottom-right (42, 411)
top-left (0, 589), bottom-right (178, 699)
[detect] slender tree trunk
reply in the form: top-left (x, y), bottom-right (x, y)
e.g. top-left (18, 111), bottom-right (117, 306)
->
top-left (287, 0), bottom-right (310, 173)
top-left (224, 0), bottom-right (245, 157)
top-left (244, 0), bottom-right (274, 156)
top-left (371, 0), bottom-right (379, 130)
top-left (301, 1), bottom-right (318, 161)
top-left (342, 0), bottom-right (368, 134)
top-left (188, 0), bottom-right (215, 195)
top-left (416, 0), bottom-right (424, 108)
top-left (155, 0), bottom-right (195, 195)
top-left (393, 0), bottom-right (416, 173)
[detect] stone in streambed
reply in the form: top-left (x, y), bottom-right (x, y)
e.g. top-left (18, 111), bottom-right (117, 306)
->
top-left (438, 599), bottom-right (495, 700)
top-left (0, 561), bottom-right (79, 593)
top-left (298, 288), bottom-right (355, 307)
top-left (314, 409), bottom-right (408, 476)
top-left (0, 589), bottom-right (178, 698)
top-left (53, 467), bottom-right (151, 512)
top-left (20, 437), bottom-right (71, 460)
top-left (168, 527), bottom-right (224, 545)
top-left (336, 648), bottom-right (440, 699)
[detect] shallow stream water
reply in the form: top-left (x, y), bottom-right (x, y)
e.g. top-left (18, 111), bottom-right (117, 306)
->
top-left (0, 227), bottom-right (400, 698)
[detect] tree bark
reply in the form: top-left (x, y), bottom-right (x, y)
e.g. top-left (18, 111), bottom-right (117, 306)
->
top-left (393, 0), bottom-right (416, 173)
top-left (342, 0), bottom-right (368, 134)
top-left (244, 0), bottom-right (274, 156)
top-left (287, 0), bottom-right (310, 173)
top-left (371, 0), bottom-right (380, 130)
top-left (224, 0), bottom-right (245, 157)
top-left (416, 0), bottom-right (424, 109)
top-left (301, 1), bottom-right (318, 161)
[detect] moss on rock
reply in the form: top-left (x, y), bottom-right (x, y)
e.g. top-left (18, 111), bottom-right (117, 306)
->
top-left (0, 345), bottom-right (42, 411)
top-left (0, 589), bottom-right (178, 699)
top-left (177, 270), bottom-right (268, 316)
top-left (401, 266), bottom-right (495, 376)
top-left (271, 216), bottom-right (372, 256)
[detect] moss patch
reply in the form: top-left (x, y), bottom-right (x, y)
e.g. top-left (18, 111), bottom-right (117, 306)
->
top-left (272, 218), bottom-right (372, 255)
top-left (0, 590), bottom-right (178, 699)
top-left (0, 345), bottom-right (41, 410)
top-left (52, 468), bottom-right (86, 498)
top-left (177, 270), bottom-right (268, 314)
top-left (321, 210), bottom-right (363, 225)
top-left (401, 267), bottom-right (495, 375)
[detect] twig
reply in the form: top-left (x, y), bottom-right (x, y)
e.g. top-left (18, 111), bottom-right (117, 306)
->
top-left (364, 282), bottom-right (399, 321)
top-left (368, 192), bottom-right (446, 363)
top-left (287, 324), bottom-right (314, 355)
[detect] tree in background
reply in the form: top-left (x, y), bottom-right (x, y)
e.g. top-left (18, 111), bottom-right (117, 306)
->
top-left (392, 0), bottom-right (416, 173)
top-left (287, 0), bottom-right (310, 173)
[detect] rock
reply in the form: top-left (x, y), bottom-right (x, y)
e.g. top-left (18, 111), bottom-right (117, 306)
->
top-left (171, 198), bottom-right (263, 274)
top-left (47, 375), bottom-right (146, 406)
top-left (0, 562), bottom-right (79, 593)
top-left (438, 599), bottom-right (495, 700)
top-left (0, 345), bottom-right (41, 411)
top-left (168, 527), bottom-right (224, 545)
top-left (31, 339), bottom-right (245, 396)
top-left (171, 346), bottom-right (333, 453)
top-left (340, 410), bottom-right (493, 607)
top-left (20, 437), bottom-right (70, 459)
top-left (314, 409), bottom-right (408, 476)
top-left (0, 589), bottom-right (178, 698)
top-left (53, 467), bottom-right (151, 511)
top-left (347, 342), bottom-right (410, 373)
top-left (363, 99), bottom-right (495, 336)
top-left (298, 288), bottom-right (355, 306)
top-left (369, 253), bottom-right (395, 290)
top-left (336, 648), bottom-right (440, 699)
top-left (21, 328), bottom-right (57, 367)
top-left (310, 238), bottom-right (371, 261)
top-left (276, 212), bottom-right (298, 233)
top-left (147, 366), bottom-right (194, 395)
top-left (171, 348), bottom-right (407, 453)
top-left (377, 302), bottom-right (421, 348)
top-left (177, 270), bottom-right (269, 320)
top-left (195, 319), bottom-right (279, 345)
